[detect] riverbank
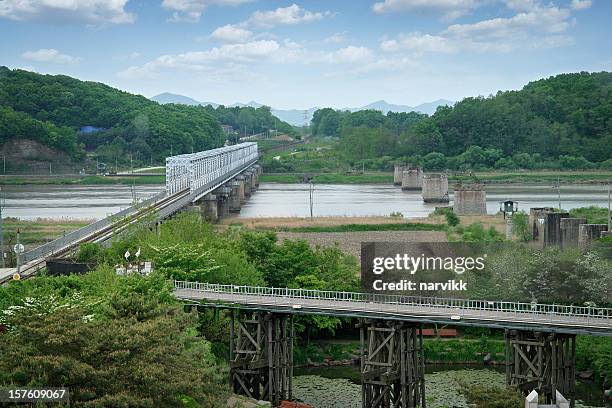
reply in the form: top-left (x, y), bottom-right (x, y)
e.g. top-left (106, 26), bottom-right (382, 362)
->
top-left (0, 174), bottom-right (165, 185)
top-left (260, 170), bottom-right (612, 185)
top-left (1, 170), bottom-right (610, 186)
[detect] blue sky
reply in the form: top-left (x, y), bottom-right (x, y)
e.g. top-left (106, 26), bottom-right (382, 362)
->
top-left (1, 0), bottom-right (611, 109)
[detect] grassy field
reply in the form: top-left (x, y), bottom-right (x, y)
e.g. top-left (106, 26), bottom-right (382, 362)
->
top-left (2, 218), bottom-right (92, 249)
top-left (274, 222), bottom-right (446, 233)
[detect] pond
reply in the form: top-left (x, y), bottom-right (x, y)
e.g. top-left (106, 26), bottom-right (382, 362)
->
top-left (293, 365), bottom-right (609, 408)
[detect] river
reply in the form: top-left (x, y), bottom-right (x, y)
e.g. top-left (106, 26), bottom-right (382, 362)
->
top-left (1, 183), bottom-right (608, 220)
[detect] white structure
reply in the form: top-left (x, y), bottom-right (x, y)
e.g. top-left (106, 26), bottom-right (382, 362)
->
top-left (165, 142), bottom-right (258, 196)
top-left (526, 390), bottom-right (569, 408)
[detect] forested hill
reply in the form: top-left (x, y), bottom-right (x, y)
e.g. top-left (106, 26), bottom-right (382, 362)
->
top-left (0, 67), bottom-right (225, 162)
top-left (0, 67), bottom-right (295, 166)
top-left (311, 72), bottom-right (612, 168)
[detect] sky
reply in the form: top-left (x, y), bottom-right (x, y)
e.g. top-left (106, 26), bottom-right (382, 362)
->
top-left (1, 0), bottom-right (611, 110)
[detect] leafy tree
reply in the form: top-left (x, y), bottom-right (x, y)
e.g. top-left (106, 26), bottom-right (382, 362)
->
top-left (0, 297), bottom-right (227, 407)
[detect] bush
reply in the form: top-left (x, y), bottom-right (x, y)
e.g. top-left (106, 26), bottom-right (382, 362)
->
top-left (445, 210), bottom-right (460, 227)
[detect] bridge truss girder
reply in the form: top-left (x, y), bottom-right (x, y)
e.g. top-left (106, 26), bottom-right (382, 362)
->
top-left (505, 330), bottom-right (576, 407)
top-left (359, 320), bottom-right (426, 408)
top-left (229, 311), bottom-right (293, 406)
top-left (166, 142), bottom-right (258, 196)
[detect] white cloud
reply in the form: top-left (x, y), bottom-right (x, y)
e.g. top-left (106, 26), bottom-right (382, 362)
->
top-left (162, 0), bottom-right (252, 23)
top-left (22, 49), bottom-right (80, 64)
top-left (570, 0), bottom-right (592, 10)
top-left (381, 33), bottom-right (455, 53)
top-left (0, 0), bottom-right (134, 25)
top-left (249, 4), bottom-right (333, 28)
top-left (324, 32), bottom-right (347, 44)
top-left (328, 46), bottom-right (374, 64)
top-left (211, 24), bottom-right (253, 42)
top-left (444, 4), bottom-right (572, 38)
top-left (380, 2), bottom-right (576, 54)
top-left (372, 0), bottom-right (488, 21)
top-left (118, 40), bottom-right (281, 79)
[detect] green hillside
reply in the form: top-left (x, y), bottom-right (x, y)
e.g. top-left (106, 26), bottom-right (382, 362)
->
top-left (309, 72), bottom-right (612, 170)
top-left (0, 67), bottom-right (225, 163)
top-left (0, 67), bottom-right (298, 169)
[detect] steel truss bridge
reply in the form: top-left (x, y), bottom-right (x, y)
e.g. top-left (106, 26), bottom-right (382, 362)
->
top-left (0, 143), bottom-right (259, 284)
top-left (174, 280), bottom-right (611, 408)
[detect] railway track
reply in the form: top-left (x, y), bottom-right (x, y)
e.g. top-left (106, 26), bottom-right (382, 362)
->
top-left (0, 189), bottom-right (190, 284)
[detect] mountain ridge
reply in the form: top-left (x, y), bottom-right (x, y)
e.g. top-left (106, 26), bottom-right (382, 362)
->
top-left (150, 93), bottom-right (454, 125)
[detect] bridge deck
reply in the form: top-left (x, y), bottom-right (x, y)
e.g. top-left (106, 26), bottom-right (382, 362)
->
top-left (174, 282), bottom-right (612, 336)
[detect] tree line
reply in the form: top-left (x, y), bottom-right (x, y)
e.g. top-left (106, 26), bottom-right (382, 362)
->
top-left (0, 67), bottom-right (296, 167)
top-left (310, 72), bottom-right (612, 170)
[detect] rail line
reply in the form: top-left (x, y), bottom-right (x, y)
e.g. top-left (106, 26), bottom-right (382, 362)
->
top-left (0, 189), bottom-right (189, 283)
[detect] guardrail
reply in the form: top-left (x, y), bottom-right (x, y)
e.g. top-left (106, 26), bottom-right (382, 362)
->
top-left (174, 281), bottom-right (612, 322)
top-left (22, 191), bottom-right (166, 263)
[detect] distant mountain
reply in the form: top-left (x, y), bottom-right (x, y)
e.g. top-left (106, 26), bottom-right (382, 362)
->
top-left (151, 92), bottom-right (219, 108)
top-left (150, 93), bottom-right (454, 125)
top-left (347, 99), bottom-right (454, 115)
top-left (230, 101), bottom-right (263, 108)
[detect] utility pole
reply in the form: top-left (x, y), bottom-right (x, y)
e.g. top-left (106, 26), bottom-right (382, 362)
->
top-left (308, 178), bottom-right (314, 219)
top-left (557, 176), bottom-right (561, 210)
top-left (0, 186), bottom-right (4, 268)
top-left (608, 182), bottom-right (612, 231)
top-left (16, 228), bottom-right (21, 275)
top-left (552, 176), bottom-right (562, 210)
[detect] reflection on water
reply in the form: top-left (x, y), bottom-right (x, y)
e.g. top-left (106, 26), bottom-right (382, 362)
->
top-left (238, 183), bottom-right (609, 218)
top-left (1, 182), bottom-right (608, 220)
top-left (3, 184), bottom-right (165, 220)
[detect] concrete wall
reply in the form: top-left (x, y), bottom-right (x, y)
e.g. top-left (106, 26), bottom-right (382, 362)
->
top-left (578, 224), bottom-right (609, 249)
top-left (422, 173), bottom-right (449, 203)
top-left (401, 167), bottom-right (423, 190)
top-left (393, 164), bottom-right (409, 185)
top-left (560, 218), bottom-right (587, 248)
top-left (453, 183), bottom-right (487, 215)
top-left (544, 212), bottom-right (569, 247)
top-left (202, 193), bottom-right (218, 222)
top-left (529, 208), bottom-right (555, 248)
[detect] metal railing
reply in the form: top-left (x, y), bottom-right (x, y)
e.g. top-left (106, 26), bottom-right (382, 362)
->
top-left (22, 191), bottom-right (166, 263)
top-left (173, 281), bottom-right (612, 324)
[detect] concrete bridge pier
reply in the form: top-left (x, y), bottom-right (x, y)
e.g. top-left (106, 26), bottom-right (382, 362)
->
top-left (234, 176), bottom-right (247, 204)
top-left (560, 218), bottom-right (587, 248)
top-left (251, 166), bottom-right (259, 190)
top-left (401, 167), bottom-right (423, 191)
top-left (201, 194), bottom-right (218, 223)
top-left (229, 311), bottom-right (293, 406)
top-left (578, 224), bottom-right (609, 248)
top-left (453, 183), bottom-right (487, 215)
top-left (214, 186), bottom-right (231, 218)
top-left (505, 330), bottom-right (576, 407)
top-left (359, 320), bottom-right (425, 408)
top-left (254, 164), bottom-right (262, 186)
top-left (247, 168), bottom-right (258, 193)
top-left (229, 181), bottom-right (242, 213)
top-left (422, 173), bottom-right (449, 203)
top-left (243, 171), bottom-right (253, 198)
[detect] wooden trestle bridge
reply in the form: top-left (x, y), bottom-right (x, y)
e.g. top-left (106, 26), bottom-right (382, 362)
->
top-left (174, 281), bottom-right (611, 408)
